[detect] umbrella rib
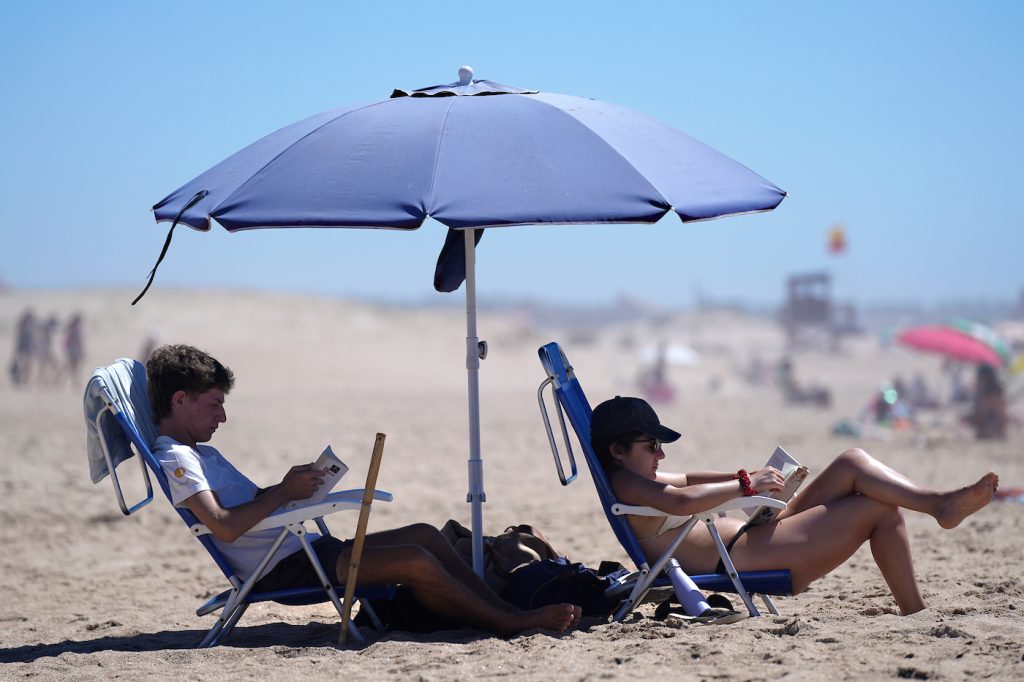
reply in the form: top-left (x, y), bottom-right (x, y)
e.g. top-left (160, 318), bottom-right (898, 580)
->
top-left (205, 99), bottom-right (399, 222)
top-left (423, 97), bottom-right (459, 219)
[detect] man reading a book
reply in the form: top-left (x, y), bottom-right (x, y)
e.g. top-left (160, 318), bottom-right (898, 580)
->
top-left (591, 395), bottom-right (999, 616)
top-left (148, 344), bottom-right (580, 635)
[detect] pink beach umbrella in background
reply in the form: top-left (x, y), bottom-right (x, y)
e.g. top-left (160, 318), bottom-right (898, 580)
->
top-left (895, 325), bottom-right (1006, 367)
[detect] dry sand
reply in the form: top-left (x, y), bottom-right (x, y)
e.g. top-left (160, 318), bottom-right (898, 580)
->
top-left (1, 289), bottom-right (1022, 680)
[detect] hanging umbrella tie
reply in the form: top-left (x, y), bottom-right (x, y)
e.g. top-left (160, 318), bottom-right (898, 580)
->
top-left (132, 190), bottom-right (208, 305)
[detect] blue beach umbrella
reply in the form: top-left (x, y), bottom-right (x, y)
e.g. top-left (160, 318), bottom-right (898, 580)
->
top-left (141, 67), bottom-right (785, 574)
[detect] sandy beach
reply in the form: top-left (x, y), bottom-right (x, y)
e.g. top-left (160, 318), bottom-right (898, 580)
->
top-left (1, 289), bottom-right (1022, 680)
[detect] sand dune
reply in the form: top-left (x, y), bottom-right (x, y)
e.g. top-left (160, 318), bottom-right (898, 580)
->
top-left (1, 289), bottom-right (1021, 680)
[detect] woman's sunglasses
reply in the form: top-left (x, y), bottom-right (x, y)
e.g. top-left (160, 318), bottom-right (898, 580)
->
top-left (631, 437), bottom-right (662, 452)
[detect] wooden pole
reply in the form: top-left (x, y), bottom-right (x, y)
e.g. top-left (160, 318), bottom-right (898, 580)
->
top-left (338, 433), bottom-right (386, 646)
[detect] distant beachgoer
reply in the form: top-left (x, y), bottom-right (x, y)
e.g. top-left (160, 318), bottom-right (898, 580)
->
top-left (64, 313), bottom-right (85, 385)
top-left (909, 373), bottom-right (939, 410)
top-left (592, 396), bottom-right (1000, 616)
top-left (140, 329), bottom-right (159, 364)
top-left (639, 341), bottom-right (674, 403)
top-left (964, 365), bottom-right (1007, 440)
top-left (945, 361), bottom-right (971, 404)
top-left (10, 308), bottom-right (36, 386)
top-left (776, 357), bottom-right (830, 408)
top-left (35, 314), bottom-right (61, 384)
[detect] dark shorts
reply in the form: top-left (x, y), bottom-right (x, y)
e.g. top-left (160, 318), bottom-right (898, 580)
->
top-left (254, 536), bottom-right (352, 592)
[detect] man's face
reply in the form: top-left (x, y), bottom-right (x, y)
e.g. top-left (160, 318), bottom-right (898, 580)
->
top-left (174, 387), bottom-right (227, 444)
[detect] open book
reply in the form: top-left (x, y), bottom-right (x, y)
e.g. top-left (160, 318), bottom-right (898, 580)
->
top-left (743, 446), bottom-right (808, 526)
top-left (284, 445), bottom-right (350, 510)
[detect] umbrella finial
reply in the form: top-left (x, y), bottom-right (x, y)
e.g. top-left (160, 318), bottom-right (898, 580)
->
top-left (458, 65), bottom-right (474, 86)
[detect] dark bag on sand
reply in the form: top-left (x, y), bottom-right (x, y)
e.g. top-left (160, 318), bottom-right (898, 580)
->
top-left (440, 519), bottom-right (560, 592)
top-left (354, 521), bottom-right (562, 633)
top-left (499, 557), bottom-right (624, 617)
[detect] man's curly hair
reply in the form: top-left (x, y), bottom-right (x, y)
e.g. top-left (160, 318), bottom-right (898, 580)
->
top-left (146, 344), bottom-right (234, 422)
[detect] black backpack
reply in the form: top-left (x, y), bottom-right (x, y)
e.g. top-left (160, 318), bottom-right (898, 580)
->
top-left (499, 558), bottom-right (625, 617)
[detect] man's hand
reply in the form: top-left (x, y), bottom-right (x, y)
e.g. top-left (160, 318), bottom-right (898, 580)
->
top-left (279, 464), bottom-right (326, 501)
top-left (749, 467), bottom-right (785, 494)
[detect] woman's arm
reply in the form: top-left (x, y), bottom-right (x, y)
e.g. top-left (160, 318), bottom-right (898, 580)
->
top-left (684, 471), bottom-right (743, 485)
top-left (654, 471), bottom-right (739, 487)
top-left (617, 468), bottom-right (784, 516)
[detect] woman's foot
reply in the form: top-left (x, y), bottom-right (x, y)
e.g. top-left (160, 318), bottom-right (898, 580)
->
top-left (935, 472), bottom-right (999, 529)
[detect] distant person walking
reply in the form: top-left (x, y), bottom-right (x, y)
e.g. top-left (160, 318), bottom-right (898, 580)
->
top-left (63, 313), bottom-right (85, 385)
top-left (10, 308), bottom-right (36, 386)
top-left (35, 314), bottom-right (61, 385)
top-left (139, 328), bottom-right (159, 364)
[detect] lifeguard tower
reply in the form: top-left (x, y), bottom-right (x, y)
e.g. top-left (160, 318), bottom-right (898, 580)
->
top-left (779, 272), bottom-right (859, 351)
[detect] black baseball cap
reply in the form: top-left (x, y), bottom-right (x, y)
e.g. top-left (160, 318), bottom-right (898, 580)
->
top-left (590, 396), bottom-right (682, 443)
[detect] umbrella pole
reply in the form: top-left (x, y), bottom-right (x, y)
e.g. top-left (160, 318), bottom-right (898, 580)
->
top-left (464, 228), bottom-right (486, 577)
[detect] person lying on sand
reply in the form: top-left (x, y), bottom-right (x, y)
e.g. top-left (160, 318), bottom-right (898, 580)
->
top-left (591, 396), bottom-right (1000, 616)
top-left (147, 344), bottom-right (581, 635)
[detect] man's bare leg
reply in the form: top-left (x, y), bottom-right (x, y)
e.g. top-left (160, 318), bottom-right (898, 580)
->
top-left (336, 544), bottom-right (578, 634)
top-left (360, 524), bottom-right (517, 613)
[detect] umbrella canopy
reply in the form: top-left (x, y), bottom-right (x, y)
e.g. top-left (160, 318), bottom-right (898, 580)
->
top-left (896, 325), bottom-right (1006, 367)
top-left (946, 319), bottom-right (1012, 367)
top-left (153, 72), bottom-right (784, 234)
top-left (144, 68), bottom-right (786, 574)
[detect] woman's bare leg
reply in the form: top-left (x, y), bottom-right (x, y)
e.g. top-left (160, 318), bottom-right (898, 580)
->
top-left (731, 495), bottom-right (926, 615)
top-left (783, 448), bottom-right (997, 529)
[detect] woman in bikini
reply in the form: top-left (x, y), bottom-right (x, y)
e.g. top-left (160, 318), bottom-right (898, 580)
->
top-left (591, 396), bottom-right (1000, 615)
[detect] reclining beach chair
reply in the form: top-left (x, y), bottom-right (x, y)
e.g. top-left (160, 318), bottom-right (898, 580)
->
top-left (536, 342), bottom-right (792, 620)
top-left (84, 358), bottom-right (393, 646)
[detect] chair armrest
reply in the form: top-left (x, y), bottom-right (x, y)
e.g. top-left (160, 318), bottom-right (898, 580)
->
top-left (610, 495), bottom-right (786, 519)
top-left (190, 489), bottom-right (393, 537)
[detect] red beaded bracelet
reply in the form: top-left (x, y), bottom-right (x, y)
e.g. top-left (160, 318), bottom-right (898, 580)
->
top-left (735, 469), bottom-right (756, 497)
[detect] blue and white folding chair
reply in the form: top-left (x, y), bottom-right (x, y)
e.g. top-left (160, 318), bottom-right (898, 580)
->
top-left (536, 342), bottom-right (792, 620)
top-left (84, 358), bottom-right (394, 646)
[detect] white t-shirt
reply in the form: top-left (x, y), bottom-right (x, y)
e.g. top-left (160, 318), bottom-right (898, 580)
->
top-left (154, 435), bottom-right (318, 581)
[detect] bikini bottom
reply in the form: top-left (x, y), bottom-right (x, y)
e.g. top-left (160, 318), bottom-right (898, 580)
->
top-left (714, 522), bottom-right (752, 574)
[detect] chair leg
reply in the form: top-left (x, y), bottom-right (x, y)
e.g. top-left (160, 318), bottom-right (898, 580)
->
top-left (705, 519), bottom-right (761, 617)
top-left (614, 567), bottom-right (653, 621)
top-left (761, 593), bottom-right (781, 615)
top-left (213, 602), bottom-right (250, 647)
top-left (199, 600), bottom-right (249, 648)
top-left (358, 598), bottom-right (385, 632)
top-left (293, 529), bottom-right (365, 645)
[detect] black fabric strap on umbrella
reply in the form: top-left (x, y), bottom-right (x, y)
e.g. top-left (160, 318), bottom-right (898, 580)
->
top-left (132, 190), bottom-right (208, 305)
top-left (433, 227), bottom-right (484, 293)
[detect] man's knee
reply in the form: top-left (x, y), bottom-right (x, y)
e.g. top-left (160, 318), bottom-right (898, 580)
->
top-left (397, 522), bottom-right (450, 552)
top-left (400, 546), bottom-right (448, 583)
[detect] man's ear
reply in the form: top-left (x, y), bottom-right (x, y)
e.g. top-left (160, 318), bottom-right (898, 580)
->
top-left (170, 389), bottom-right (189, 411)
top-left (610, 443), bottom-right (626, 461)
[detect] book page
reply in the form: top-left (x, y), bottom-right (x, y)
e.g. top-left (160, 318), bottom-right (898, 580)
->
top-left (743, 447), bottom-right (808, 523)
top-left (284, 445), bottom-right (350, 510)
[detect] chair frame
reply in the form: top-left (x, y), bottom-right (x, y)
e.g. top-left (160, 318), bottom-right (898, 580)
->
top-left (88, 362), bottom-right (392, 646)
top-left (536, 342), bottom-right (792, 620)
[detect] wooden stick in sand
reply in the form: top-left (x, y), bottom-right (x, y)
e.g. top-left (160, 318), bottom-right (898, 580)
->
top-left (338, 432), bottom-right (386, 646)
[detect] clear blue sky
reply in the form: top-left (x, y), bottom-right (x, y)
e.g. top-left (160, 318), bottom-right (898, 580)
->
top-left (1, 1), bottom-right (1021, 308)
